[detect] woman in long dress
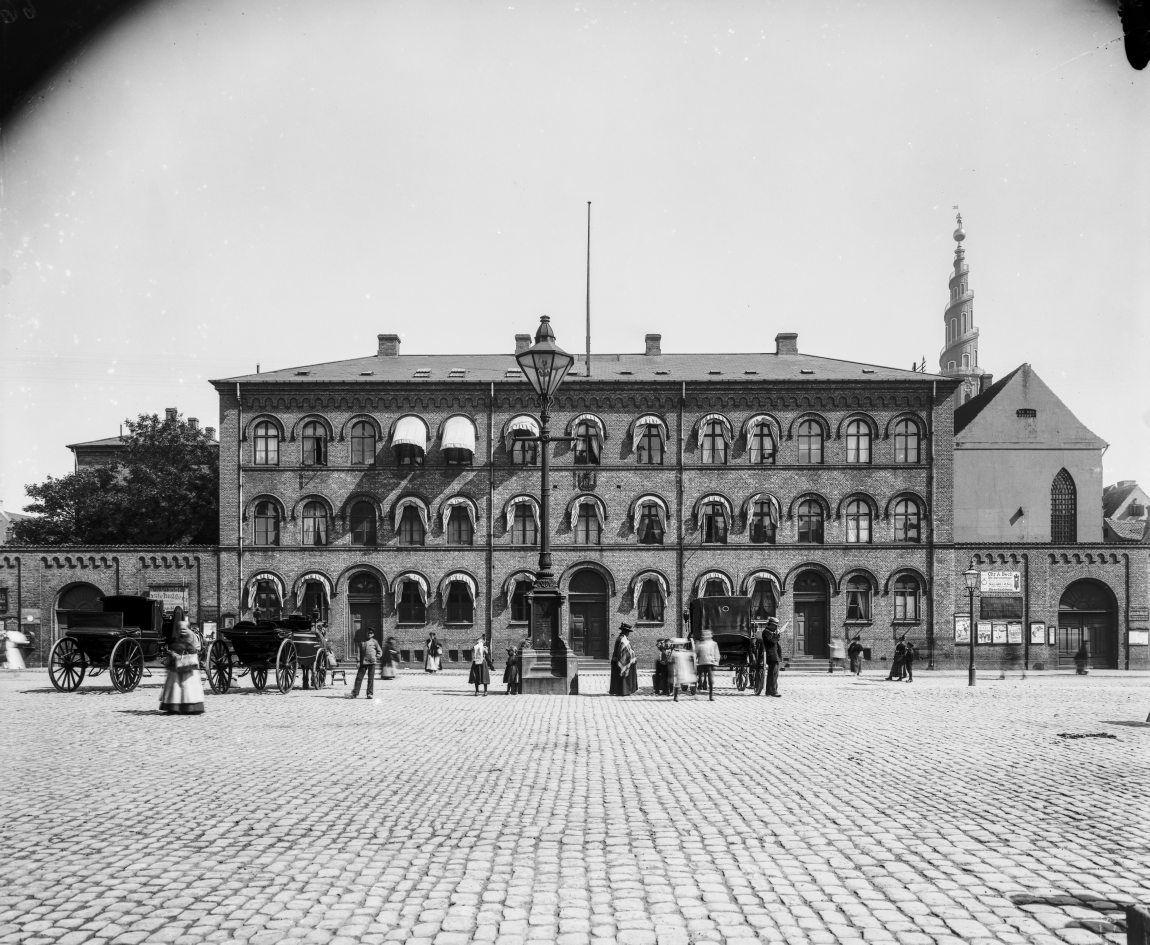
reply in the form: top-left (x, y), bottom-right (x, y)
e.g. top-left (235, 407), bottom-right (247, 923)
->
top-left (609, 624), bottom-right (638, 697)
top-left (3, 624), bottom-right (29, 670)
top-left (159, 610), bottom-right (205, 715)
top-left (424, 632), bottom-right (442, 673)
top-left (381, 636), bottom-right (400, 680)
top-left (468, 635), bottom-right (491, 695)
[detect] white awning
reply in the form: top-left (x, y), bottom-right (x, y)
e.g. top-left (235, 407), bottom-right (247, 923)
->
top-left (245, 571), bottom-right (285, 610)
top-left (394, 573), bottom-right (429, 605)
top-left (504, 496), bottom-right (540, 532)
top-left (741, 414), bottom-right (777, 440)
top-left (503, 571), bottom-right (535, 609)
top-left (394, 496), bottom-right (430, 533)
top-left (569, 495), bottom-right (606, 530)
top-left (292, 571), bottom-right (333, 600)
top-left (441, 495), bottom-right (478, 530)
top-left (439, 572), bottom-right (477, 603)
top-left (742, 570), bottom-right (782, 596)
top-left (632, 571), bottom-right (669, 600)
top-left (442, 415), bottom-right (477, 454)
top-left (695, 494), bottom-right (732, 528)
top-left (744, 492), bottom-right (780, 523)
top-left (569, 413), bottom-right (606, 440)
top-left (631, 415), bottom-right (667, 452)
top-left (632, 495), bottom-right (669, 532)
top-left (392, 415), bottom-right (427, 451)
top-left (696, 413), bottom-right (733, 447)
top-left (503, 415), bottom-right (540, 452)
top-left (694, 571), bottom-right (733, 597)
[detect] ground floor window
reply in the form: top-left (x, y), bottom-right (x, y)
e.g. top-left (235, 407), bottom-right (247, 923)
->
top-left (893, 576), bottom-right (921, 621)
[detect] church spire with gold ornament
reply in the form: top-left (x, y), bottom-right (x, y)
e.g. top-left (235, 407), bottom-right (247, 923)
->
top-left (939, 209), bottom-right (986, 403)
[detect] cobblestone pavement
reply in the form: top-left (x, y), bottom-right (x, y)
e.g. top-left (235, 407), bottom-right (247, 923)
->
top-left (2, 666), bottom-right (1148, 945)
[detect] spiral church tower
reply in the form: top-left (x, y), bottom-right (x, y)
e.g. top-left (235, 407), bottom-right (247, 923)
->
top-left (939, 212), bottom-right (985, 403)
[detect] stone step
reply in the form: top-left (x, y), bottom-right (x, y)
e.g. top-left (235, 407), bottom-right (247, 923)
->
top-left (576, 658), bottom-right (612, 673)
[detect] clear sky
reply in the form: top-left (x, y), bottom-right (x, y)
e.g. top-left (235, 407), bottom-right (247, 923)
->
top-left (1, 0), bottom-right (1146, 510)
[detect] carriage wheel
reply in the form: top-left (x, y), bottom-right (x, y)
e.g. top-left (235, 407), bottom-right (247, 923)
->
top-left (48, 638), bottom-right (87, 692)
top-left (250, 666), bottom-right (268, 691)
top-left (753, 664), bottom-right (764, 696)
top-left (312, 649), bottom-right (329, 690)
top-left (206, 640), bottom-right (233, 694)
top-left (734, 665), bottom-right (748, 692)
top-left (275, 639), bottom-right (298, 694)
top-left (109, 638), bottom-right (145, 693)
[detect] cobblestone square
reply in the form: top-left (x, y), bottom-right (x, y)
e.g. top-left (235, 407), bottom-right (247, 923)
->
top-left (2, 668), bottom-right (1148, 945)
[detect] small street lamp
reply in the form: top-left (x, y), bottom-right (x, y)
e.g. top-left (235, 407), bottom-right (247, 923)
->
top-left (964, 562), bottom-right (979, 687)
top-left (515, 316), bottom-right (576, 694)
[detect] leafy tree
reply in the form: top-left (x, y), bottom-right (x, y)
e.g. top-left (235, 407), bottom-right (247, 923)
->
top-left (10, 411), bottom-right (219, 545)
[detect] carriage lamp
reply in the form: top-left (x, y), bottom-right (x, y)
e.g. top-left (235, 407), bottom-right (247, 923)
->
top-left (964, 563), bottom-right (979, 687)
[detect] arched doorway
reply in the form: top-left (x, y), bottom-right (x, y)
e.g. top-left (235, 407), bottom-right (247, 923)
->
top-left (793, 570), bottom-right (829, 657)
top-left (347, 572), bottom-right (383, 658)
top-left (1058, 580), bottom-right (1118, 669)
top-left (568, 569), bottom-right (609, 660)
top-left (55, 582), bottom-right (104, 637)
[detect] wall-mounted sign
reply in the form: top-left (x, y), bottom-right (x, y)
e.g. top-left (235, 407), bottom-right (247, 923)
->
top-left (1129, 630), bottom-right (1150, 646)
top-left (1030, 621), bottom-right (1046, 644)
top-left (954, 615), bottom-right (971, 644)
top-left (980, 571), bottom-right (1021, 594)
top-left (1046, 626), bottom-right (1057, 645)
top-left (992, 623), bottom-right (1008, 644)
top-left (148, 585), bottom-right (189, 615)
top-left (1130, 607), bottom-right (1149, 621)
top-left (22, 608), bottom-right (40, 625)
top-left (1007, 623), bottom-right (1023, 644)
top-left (976, 622), bottom-right (992, 644)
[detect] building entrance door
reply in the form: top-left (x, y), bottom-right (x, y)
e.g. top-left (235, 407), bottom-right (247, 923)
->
top-left (793, 571), bottom-right (829, 657)
top-left (347, 571), bottom-right (383, 662)
top-left (568, 569), bottom-right (609, 660)
top-left (1058, 580), bottom-right (1118, 669)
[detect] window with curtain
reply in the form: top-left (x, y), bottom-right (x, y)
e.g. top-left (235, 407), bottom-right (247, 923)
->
top-left (398, 506), bottom-right (425, 545)
top-left (796, 499), bottom-right (824, 543)
top-left (301, 500), bottom-right (328, 546)
top-left (510, 580), bottom-right (532, 622)
top-left (748, 421), bottom-right (775, 465)
top-left (700, 501), bottom-right (728, 544)
top-left (893, 576), bottom-right (920, 620)
top-left (395, 445), bottom-right (423, 467)
top-left (893, 499), bottom-right (921, 543)
top-left (845, 499), bottom-right (872, 544)
top-left (637, 579), bottom-right (665, 622)
top-left (700, 419), bottom-right (728, 465)
top-left (446, 506), bottom-right (473, 546)
top-left (350, 421), bottom-right (376, 465)
top-left (749, 498), bottom-right (777, 544)
top-left (397, 582), bottom-right (426, 624)
top-left (301, 420), bottom-right (328, 467)
top-left (253, 421), bottom-right (279, 466)
top-left (445, 583), bottom-right (473, 623)
top-left (796, 420), bottom-right (823, 464)
top-left (636, 425), bottom-right (664, 465)
top-left (349, 501), bottom-right (376, 546)
top-left (893, 419), bottom-right (921, 464)
top-left (253, 500), bottom-right (280, 546)
top-left (1051, 468), bottom-right (1077, 543)
top-left (637, 503), bottom-right (664, 545)
top-left (573, 420), bottom-right (601, 465)
top-left (749, 579), bottom-right (777, 620)
top-left (702, 578), bottom-right (727, 597)
top-left (511, 504), bottom-right (537, 545)
top-left (845, 420), bottom-right (871, 464)
top-left (574, 503), bottom-right (601, 544)
top-left (844, 576), bottom-right (872, 621)
top-left (510, 431), bottom-right (538, 466)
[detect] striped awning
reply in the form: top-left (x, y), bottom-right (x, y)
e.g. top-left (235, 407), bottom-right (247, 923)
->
top-left (441, 495), bottom-right (478, 530)
top-left (504, 496), bottom-right (540, 532)
top-left (503, 415), bottom-right (540, 452)
top-left (392, 415), bottom-right (427, 451)
top-left (742, 570), bottom-right (781, 596)
top-left (442, 415), bottom-right (477, 454)
top-left (696, 413), bottom-right (733, 447)
top-left (632, 495), bottom-right (668, 532)
top-left (439, 572), bottom-right (477, 603)
top-left (394, 573), bottom-right (429, 605)
top-left (694, 493), bottom-right (732, 528)
top-left (503, 571), bottom-right (536, 609)
top-left (744, 492), bottom-right (780, 523)
top-left (245, 572), bottom-right (285, 610)
top-left (631, 415), bottom-right (667, 452)
top-left (631, 571), bottom-right (669, 600)
top-left (394, 496), bottom-right (430, 532)
top-left (694, 571), bottom-right (733, 597)
top-left (292, 571), bottom-right (333, 600)
top-left (569, 494), bottom-right (606, 530)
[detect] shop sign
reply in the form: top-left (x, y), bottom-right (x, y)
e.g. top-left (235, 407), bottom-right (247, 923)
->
top-left (1029, 621), bottom-right (1046, 644)
top-left (148, 585), bottom-right (189, 614)
top-left (1130, 630), bottom-right (1150, 646)
top-left (980, 571), bottom-right (1021, 594)
top-left (953, 615), bottom-right (971, 644)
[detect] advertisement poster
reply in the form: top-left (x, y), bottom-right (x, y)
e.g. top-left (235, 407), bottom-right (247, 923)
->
top-left (1129, 630), bottom-right (1149, 646)
top-left (992, 623), bottom-right (1008, 644)
top-left (954, 615), bottom-right (971, 644)
top-left (980, 571), bottom-right (1021, 594)
top-left (1047, 627), bottom-right (1057, 645)
top-left (977, 622), bottom-right (992, 644)
top-left (1007, 623), bottom-right (1023, 644)
top-left (1030, 622), bottom-right (1046, 644)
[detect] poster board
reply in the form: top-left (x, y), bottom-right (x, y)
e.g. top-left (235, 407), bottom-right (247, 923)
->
top-left (1129, 630), bottom-right (1149, 646)
top-left (954, 615), bottom-right (971, 644)
top-left (976, 622), bottom-right (992, 644)
top-left (1007, 623), bottom-right (1023, 644)
top-left (980, 571), bottom-right (1021, 594)
top-left (991, 623), bottom-right (1008, 644)
top-left (1029, 622), bottom-right (1046, 644)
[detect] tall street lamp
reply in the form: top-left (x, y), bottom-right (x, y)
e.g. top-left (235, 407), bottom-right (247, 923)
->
top-left (515, 315), bottom-right (577, 695)
top-left (964, 562), bottom-right (978, 687)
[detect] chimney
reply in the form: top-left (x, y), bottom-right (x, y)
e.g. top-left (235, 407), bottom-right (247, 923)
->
top-left (377, 333), bottom-right (401, 357)
top-left (165, 407), bottom-right (177, 422)
top-left (206, 427), bottom-right (216, 441)
top-left (978, 373), bottom-right (994, 394)
top-left (515, 333), bottom-right (532, 355)
top-left (774, 332), bottom-right (798, 356)
top-left (644, 333), bottom-right (662, 356)
top-left (188, 417), bottom-right (200, 431)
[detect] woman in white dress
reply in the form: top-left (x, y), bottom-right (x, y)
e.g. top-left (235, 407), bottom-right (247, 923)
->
top-left (3, 624), bottom-right (29, 669)
top-left (424, 632), bottom-right (443, 673)
top-left (159, 610), bottom-right (205, 715)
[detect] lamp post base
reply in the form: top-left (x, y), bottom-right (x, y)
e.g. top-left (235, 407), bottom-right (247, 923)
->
top-left (521, 644), bottom-right (579, 695)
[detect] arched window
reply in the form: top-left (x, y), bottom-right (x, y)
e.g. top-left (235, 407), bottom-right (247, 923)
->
top-left (749, 497), bottom-right (778, 544)
top-left (349, 501), bottom-right (377, 546)
top-left (511, 503), bottom-right (538, 545)
top-left (797, 499), bottom-right (824, 544)
top-left (700, 419), bottom-right (729, 465)
top-left (893, 575), bottom-right (921, 621)
top-left (510, 579), bottom-right (532, 622)
top-left (442, 416), bottom-right (476, 467)
top-left (951, 317), bottom-right (957, 339)
top-left (253, 501), bottom-right (280, 546)
top-left (510, 430), bottom-right (538, 466)
top-left (636, 423), bottom-right (665, 465)
top-left (962, 353), bottom-right (970, 369)
top-left (845, 499), bottom-right (872, 544)
top-left (301, 500), bottom-right (328, 546)
top-left (398, 505), bottom-right (426, 546)
top-left (446, 505), bottom-right (474, 546)
top-left (636, 501), bottom-right (665, 545)
top-left (636, 578), bottom-right (665, 622)
top-left (893, 499), bottom-right (921, 543)
top-left (845, 420), bottom-right (871, 464)
top-left (961, 313), bottom-right (967, 333)
top-left (703, 577), bottom-right (728, 598)
top-left (396, 580), bottom-right (426, 624)
top-left (844, 576), bottom-right (871, 621)
top-left (893, 419), bottom-right (921, 464)
top-left (573, 420), bottom-right (602, 465)
top-left (301, 421), bottom-right (328, 467)
top-left (574, 502), bottom-right (602, 544)
top-left (445, 582), bottom-right (474, 624)
top-left (749, 579), bottom-right (777, 620)
top-left (350, 421), bottom-right (377, 465)
top-left (253, 421), bottom-right (279, 466)
top-left (747, 420), bottom-right (775, 465)
top-left (796, 420), bottom-right (823, 464)
top-left (700, 500), bottom-right (728, 544)
top-left (1051, 468), bottom-right (1077, 543)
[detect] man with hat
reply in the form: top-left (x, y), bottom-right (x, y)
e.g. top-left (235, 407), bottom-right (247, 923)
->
top-left (609, 623), bottom-right (638, 696)
top-left (694, 627), bottom-right (721, 702)
top-left (763, 617), bottom-right (783, 697)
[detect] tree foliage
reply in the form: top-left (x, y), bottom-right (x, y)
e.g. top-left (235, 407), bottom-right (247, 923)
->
top-left (10, 411), bottom-right (219, 545)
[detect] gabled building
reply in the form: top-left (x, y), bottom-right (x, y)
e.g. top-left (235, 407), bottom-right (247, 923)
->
top-left (1103, 480), bottom-right (1149, 542)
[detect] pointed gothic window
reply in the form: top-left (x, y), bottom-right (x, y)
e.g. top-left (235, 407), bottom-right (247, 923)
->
top-left (1051, 468), bottom-right (1077, 543)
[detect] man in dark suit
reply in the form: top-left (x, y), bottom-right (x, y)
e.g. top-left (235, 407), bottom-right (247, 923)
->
top-left (763, 618), bottom-right (783, 697)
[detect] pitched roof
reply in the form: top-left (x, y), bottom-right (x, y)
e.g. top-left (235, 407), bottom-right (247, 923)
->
top-left (1103, 481), bottom-right (1143, 517)
top-left (212, 351), bottom-right (949, 387)
top-left (66, 435), bottom-right (127, 451)
top-left (953, 365), bottom-right (1024, 434)
top-left (1103, 517), bottom-right (1148, 543)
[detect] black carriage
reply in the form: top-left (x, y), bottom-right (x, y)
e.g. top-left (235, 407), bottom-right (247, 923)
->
top-left (688, 596), bottom-right (764, 695)
top-left (49, 596), bottom-right (175, 693)
top-left (204, 614), bottom-right (331, 694)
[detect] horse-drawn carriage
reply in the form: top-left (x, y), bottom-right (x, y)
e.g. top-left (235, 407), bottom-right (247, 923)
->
top-left (687, 596), bottom-right (765, 696)
top-left (204, 613), bottom-right (331, 694)
top-left (49, 595), bottom-right (184, 693)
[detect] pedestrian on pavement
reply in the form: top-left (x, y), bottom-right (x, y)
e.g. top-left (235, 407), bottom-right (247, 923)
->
top-left (159, 608), bottom-right (206, 715)
top-left (887, 637), bottom-right (907, 681)
top-left (847, 635), bottom-right (864, 676)
top-left (1074, 642), bottom-right (1090, 675)
top-left (469, 635), bottom-right (492, 695)
top-left (763, 619), bottom-right (783, 698)
top-left (503, 644), bottom-right (521, 694)
top-left (694, 631), bottom-right (720, 701)
top-left (609, 623), bottom-right (638, 697)
top-left (424, 632), bottom-right (443, 673)
top-left (350, 628), bottom-right (383, 699)
top-left (653, 639), bottom-right (672, 695)
top-left (380, 636), bottom-right (401, 680)
top-left (901, 641), bottom-right (916, 682)
top-left (2, 622), bottom-right (30, 670)
top-left (828, 636), bottom-right (847, 674)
